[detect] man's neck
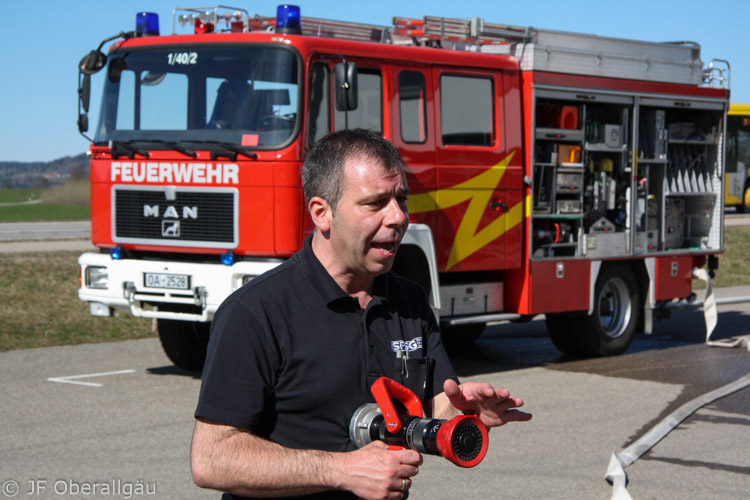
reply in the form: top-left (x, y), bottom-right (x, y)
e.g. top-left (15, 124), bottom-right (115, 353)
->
top-left (311, 234), bottom-right (374, 308)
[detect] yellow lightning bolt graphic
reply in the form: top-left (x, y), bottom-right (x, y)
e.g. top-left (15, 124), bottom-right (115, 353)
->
top-left (407, 152), bottom-right (524, 270)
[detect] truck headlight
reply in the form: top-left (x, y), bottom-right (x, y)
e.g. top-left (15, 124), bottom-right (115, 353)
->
top-left (85, 266), bottom-right (109, 289)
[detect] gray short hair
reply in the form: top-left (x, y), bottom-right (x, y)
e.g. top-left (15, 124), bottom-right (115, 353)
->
top-left (303, 129), bottom-right (403, 211)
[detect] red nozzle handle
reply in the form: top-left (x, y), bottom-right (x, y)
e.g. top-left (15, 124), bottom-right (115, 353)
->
top-left (370, 377), bottom-right (424, 433)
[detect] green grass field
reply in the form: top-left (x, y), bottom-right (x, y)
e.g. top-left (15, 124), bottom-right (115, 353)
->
top-left (0, 188), bottom-right (40, 203)
top-left (0, 181), bottom-right (90, 222)
top-left (695, 225), bottom-right (750, 288)
top-left (0, 251), bottom-right (153, 351)
top-left (0, 203), bottom-right (90, 222)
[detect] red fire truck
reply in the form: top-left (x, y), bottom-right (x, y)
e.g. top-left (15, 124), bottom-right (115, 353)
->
top-left (76, 5), bottom-right (729, 370)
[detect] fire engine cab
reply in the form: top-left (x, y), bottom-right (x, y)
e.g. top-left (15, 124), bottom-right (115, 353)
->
top-left (76, 5), bottom-right (729, 369)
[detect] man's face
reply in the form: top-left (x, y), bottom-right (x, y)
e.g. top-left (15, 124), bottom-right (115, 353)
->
top-left (328, 155), bottom-right (410, 282)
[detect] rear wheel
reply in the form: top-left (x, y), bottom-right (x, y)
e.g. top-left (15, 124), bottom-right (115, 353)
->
top-left (157, 319), bottom-right (210, 371)
top-left (576, 264), bottom-right (640, 356)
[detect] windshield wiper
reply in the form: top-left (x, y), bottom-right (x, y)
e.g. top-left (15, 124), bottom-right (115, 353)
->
top-left (107, 140), bottom-right (150, 159)
top-left (128, 139), bottom-right (197, 158)
top-left (104, 139), bottom-right (257, 161)
top-left (186, 140), bottom-right (258, 161)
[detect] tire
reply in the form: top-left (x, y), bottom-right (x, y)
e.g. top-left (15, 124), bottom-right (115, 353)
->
top-left (440, 323), bottom-right (485, 345)
top-left (157, 319), bottom-right (210, 371)
top-left (575, 264), bottom-right (640, 357)
top-left (738, 182), bottom-right (750, 213)
top-left (545, 313), bottom-right (584, 357)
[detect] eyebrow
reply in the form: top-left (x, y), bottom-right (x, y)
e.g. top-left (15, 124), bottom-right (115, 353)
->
top-left (360, 187), bottom-right (410, 204)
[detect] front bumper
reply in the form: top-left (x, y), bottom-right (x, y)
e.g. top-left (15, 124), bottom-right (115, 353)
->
top-left (78, 252), bottom-right (283, 322)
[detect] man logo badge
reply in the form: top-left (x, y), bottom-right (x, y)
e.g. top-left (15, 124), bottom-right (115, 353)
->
top-left (162, 220), bottom-right (181, 237)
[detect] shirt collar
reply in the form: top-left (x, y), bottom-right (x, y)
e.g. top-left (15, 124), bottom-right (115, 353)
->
top-left (298, 234), bottom-right (392, 309)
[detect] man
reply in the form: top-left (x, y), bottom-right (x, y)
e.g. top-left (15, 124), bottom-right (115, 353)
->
top-left (191, 129), bottom-right (531, 500)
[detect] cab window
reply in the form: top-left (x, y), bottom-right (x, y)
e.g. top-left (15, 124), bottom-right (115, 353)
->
top-left (399, 71), bottom-right (427, 144)
top-left (440, 74), bottom-right (494, 146)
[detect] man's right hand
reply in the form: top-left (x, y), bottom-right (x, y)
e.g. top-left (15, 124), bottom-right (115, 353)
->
top-left (192, 419), bottom-right (421, 498)
top-left (335, 441), bottom-right (422, 500)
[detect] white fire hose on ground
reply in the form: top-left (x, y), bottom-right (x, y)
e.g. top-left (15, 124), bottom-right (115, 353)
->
top-left (605, 268), bottom-right (750, 500)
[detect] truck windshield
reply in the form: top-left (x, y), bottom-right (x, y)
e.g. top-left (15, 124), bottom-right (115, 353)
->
top-left (95, 46), bottom-right (299, 149)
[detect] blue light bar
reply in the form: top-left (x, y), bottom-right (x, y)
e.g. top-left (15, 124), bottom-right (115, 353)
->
top-left (110, 246), bottom-right (123, 260)
top-left (136, 12), bottom-right (160, 37)
top-left (220, 252), bottom-right (235, 266)
top-left (276, 4), bottom-right (301, 34)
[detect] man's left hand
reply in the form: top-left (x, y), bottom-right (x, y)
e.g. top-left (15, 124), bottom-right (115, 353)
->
top-left (442, 379), bottom-right (532, 429)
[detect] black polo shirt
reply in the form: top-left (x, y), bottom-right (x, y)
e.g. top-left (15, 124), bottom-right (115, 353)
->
top-left (195, 235), bottom-right (457, 499)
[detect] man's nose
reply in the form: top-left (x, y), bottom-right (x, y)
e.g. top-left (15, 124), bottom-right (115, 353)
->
top-left (385, 198), bottom-right (408, 226)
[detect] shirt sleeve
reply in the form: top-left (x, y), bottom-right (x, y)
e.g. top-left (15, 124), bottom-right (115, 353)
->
top-left (194, 294), bottom-right (280, 432)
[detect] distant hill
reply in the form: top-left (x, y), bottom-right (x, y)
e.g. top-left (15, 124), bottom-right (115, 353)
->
top-left (0, 153), bottom-right (89, 189)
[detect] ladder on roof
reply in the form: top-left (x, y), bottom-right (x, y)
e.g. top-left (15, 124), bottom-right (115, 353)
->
top-left (185, 5), bottom-right (724, 89)
top-left (392, 16), bottom-right (536, 44)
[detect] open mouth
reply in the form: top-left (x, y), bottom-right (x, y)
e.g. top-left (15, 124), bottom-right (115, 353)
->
top-left (371, 241), bottom-right (398, 255)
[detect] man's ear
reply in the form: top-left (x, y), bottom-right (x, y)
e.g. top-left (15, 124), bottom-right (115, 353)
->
top-left (308, 196), bottom-right (332, 233)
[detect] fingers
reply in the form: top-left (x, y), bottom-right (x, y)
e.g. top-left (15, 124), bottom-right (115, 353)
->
top-left (344, 443), bottom-right (421, 500)
top-left (393, 477), bottom-right (412, 493)
top-left (443, 378), bottom-right (460, 398)
top-left (368, 441), bottom-right (421, 466)
top-left (443, 380), bottom-right (532, 427)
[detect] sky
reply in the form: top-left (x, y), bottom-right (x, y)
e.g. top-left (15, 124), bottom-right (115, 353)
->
top-left (1, 0), bottom-right (748, 163)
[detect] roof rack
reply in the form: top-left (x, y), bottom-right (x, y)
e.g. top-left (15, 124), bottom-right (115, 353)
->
top-left (245, 14), bottom-right (392, 43)
top-left (179, 6), bottom-right (721, 88)
top-left (393, 16), bottom-right (535, 44)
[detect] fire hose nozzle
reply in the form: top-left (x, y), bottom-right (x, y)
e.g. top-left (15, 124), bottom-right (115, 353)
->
top-left (349, 378), bottom-right (489, 468)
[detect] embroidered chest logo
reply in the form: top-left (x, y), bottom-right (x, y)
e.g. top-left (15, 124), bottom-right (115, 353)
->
top-left (391, 338), bottom-right (423, 353)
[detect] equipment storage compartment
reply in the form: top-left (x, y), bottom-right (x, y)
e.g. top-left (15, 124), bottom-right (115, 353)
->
top-left (532, 96), bottom-right (585, 258)
top-left (581, 99), bottom-right (632, 258)
top-left (638, 98), bottom-right (724, 252)
top-left (532, 90), bottom-right (635, 259)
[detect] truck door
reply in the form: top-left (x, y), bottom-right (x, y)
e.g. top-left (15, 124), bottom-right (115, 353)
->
top-left (390, 67), bottom-right (437, 230)
top-left (430, 67), bottom-right (521, 272)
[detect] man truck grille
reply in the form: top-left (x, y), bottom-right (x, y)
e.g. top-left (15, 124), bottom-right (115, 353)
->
top-left (112, 186), bottom-right (238, 248)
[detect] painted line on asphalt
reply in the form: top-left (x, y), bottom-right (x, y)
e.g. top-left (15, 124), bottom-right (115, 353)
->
top-left (47, 369), bottom-right (136, 387)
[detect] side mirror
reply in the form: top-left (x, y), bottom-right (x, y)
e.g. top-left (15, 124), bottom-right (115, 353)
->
top-left (78, 113), bottom-right (89, 134)
top-left (79, 50), bottom-right (107, 76)
top-left (334, 62), bottom-right (358, 112)
top-left (77, 73), bottom-right (91, 134)
top-left (80, 74), bottom-right (91, 113)
top-left (75, 31), bottom-right (132, 141)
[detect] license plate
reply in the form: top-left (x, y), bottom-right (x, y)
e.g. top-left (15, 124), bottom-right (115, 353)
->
top-left (144, 272), bottom-right (190, 290)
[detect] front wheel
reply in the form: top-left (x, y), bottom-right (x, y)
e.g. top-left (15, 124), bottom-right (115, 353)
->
top-left (575, 264), bottom-right (640, 357)
top-left (157, 319), bottom-right (210, 371)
